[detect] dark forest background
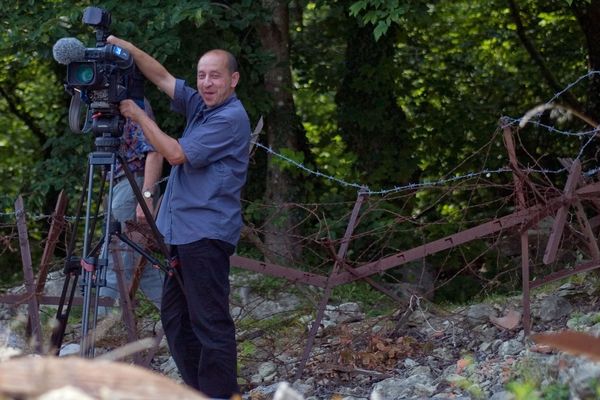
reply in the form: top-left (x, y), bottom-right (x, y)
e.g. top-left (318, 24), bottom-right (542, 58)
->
top-left (2, 0), bottom-right (600, 302)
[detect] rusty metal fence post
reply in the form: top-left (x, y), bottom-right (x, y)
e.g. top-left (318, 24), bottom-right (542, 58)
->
top-left (294, 189), bottom-right (368, 380)
top-left (14, 195), bottom-right (43, 353)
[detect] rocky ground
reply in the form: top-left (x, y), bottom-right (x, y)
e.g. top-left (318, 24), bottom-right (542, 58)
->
top-left (2, 271), bottom-right (600, 399)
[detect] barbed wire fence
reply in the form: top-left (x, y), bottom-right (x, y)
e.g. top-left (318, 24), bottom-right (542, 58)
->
top-left (1, 70), bottom-right (600, 379)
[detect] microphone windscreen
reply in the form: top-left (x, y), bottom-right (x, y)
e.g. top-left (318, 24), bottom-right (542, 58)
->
top-left (52, 37), bottom-right (86, 65)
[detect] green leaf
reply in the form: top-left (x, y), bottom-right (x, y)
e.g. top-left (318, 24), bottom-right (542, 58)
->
top-left (373, 20), bottom-right (389, 41)
top-left (349, 1), bottom-right (368, 17)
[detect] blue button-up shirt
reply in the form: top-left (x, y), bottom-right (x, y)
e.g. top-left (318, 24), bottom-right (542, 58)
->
top-left (156, 79), bottom-right (251, 246)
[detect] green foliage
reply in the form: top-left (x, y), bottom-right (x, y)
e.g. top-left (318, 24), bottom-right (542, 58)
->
top-left (134, 294), bottom-right (161, 321)
top-left (349, 0), bottom-right (428, 41)
top-left (271, 147), bottom-right (306, 173)
top-left (2, 0), bottom-right (600, 308)
top-left (237, 339), bottom-right (257, 374)
top-left (565, 0), bottom-right (592, 6)
top-left (447, 374), bottom-right (486, 399)
top-left (295, 88), bottom-right (360, 192)
top-left (541, 383), bottom-right (570, 400)
top-left (0, 1), bottom-right (272, 278)
top-left (507, 381), bottom-right (541, 400)
top-left (507, 380), bottom-right (571, 400)
top-left (434, 274), bottom-right (482, 303)
top-left (506, 355), bottom-right (571, 400)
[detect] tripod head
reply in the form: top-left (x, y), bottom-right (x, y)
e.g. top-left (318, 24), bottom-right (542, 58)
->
top-left (94, 133), bottom-right (121, 153)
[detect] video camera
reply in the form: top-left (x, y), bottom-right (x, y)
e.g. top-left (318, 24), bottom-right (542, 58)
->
top-left (53, 6), bottom-right (143, 137)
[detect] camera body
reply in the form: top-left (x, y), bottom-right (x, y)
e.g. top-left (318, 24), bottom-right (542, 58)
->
top-left (57, 7), bottom-right (141, 137)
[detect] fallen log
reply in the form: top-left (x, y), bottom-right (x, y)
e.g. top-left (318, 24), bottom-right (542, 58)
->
top-left (0, 356), bottom-right (207, 400)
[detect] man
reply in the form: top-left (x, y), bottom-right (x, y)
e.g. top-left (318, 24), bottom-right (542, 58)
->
top-left (99, 98), bottom-right (164, 313)
top-left (106, 35), bottom-right (251, 399)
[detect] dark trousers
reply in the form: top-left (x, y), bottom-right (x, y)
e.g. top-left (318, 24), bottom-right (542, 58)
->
top-left (161, 239), bottom-right (239, 398)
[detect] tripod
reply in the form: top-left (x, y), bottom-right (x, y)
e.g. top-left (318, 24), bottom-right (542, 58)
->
top-left (50, 133), bottom-right (176, 358)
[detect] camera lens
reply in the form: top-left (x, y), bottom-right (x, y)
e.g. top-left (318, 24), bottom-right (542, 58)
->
top-left (68, 61), bottom-right (97, 86)
top-left (75, 64), bottom-right (95, 84)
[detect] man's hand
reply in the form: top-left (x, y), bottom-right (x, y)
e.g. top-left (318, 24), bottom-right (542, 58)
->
top-left (119, 99), bottom-right (146, 124)
top-left (107, 34), bottom-right (176, 100)
top-left (106, 35), bottom-right (129, 50)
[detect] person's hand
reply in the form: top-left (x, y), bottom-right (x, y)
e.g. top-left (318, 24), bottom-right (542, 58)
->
top-left (136, 200), bottom-right (152, 225)
top-left (119, 99), bottom-right (145, 124)
top-left (106, 35), bottom-right (129, 49)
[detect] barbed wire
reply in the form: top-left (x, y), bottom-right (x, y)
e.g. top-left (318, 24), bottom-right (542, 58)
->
top-left (547, 70), bottom-right (600, 106)
top-left (2, 70), bottom-right (599, 221)
top-left (501, 117), bottom-right (598, 137)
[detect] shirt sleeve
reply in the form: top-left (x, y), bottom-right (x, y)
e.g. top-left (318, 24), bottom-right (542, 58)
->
top-left (171, 79), bottom-right (201, 120)
top-left (178, 115), bottom-right (238, 169)
top-left (127, 119), bottom-right (155, 154)
top-left (124, 99), bottom-right (157, 154)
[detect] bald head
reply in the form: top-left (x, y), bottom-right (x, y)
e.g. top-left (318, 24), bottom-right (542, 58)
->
top-left (200, 49), bottom-right (238, 74)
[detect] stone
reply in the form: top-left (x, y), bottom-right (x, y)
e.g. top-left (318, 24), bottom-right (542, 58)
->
top-left (273, 382), bottom-right (304, 400)
top-left (247, 382), bottom-right (284, 398)
top-left (473, 324), bottom-right (499, 341)
top-left (489, 390), bottom-right (516, 400)
top-left (0, 325), bottom-right (25, 349)
top-left (479, 341), bottom-right (492, 352)
top-left (258, 361), bottom-right (278, 378)
top-left (570, 360), bottom-right (600, 398)
top-left (498, 339), bottom-right (524, 357)
top-left (370, 377), bottom-right (412, 400)
top-left (536, 295), bottom-right (572, 322)
top-left (403, 357), bottom-right (418, 368)
top-left (290, 381), bottom-right (313, 396)
top-left (58, 343), bottom-right (80, 357)
top-left (247, 295), bottom-right (302, 320)
top-left (465, 303), bottom-right (497, 325)
top-left (159, 356), bottom-right (182, 382)
top-left (324, 302), bottom-right (364, 324)
top-left (409, 365), bottom-right (432, 377)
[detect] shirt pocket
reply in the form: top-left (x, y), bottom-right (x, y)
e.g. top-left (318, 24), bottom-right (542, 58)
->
top-left (213, 159), bottom-right (229, 176)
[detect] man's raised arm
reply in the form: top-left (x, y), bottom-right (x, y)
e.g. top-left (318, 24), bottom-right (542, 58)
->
top-left (107, 35), bottom-right (176, 99)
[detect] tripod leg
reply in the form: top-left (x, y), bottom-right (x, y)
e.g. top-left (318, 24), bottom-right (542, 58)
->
top-left (51, 162), bottom-right (91, 353)
top-left (80, 151), bottom-right (119, 358)
top-left (55, 138), bottom-right (169, 359)
top-left (118, 154), bottom-right (170, 259)
top-left (80, 157), bottom-right (100, 357)
top-left (116, 160), bottom-right (185, 291)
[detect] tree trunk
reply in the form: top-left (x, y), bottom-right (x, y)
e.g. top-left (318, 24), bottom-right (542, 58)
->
top-left (571, 0), bottom-right (600, 122)
top-left (257, 0), bottom-right (307, 264)
top-left (335, 14), bottom-right (414, 186)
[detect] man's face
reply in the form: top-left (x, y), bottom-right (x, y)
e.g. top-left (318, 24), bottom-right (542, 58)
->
top-left (196, 51), bottom-right (239, 108)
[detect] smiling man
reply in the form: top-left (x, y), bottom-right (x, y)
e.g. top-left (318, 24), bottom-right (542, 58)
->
top-left (107, 35), bottom-right (251, 399)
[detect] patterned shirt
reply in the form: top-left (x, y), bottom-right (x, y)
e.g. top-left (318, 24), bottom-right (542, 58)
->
top-left (114, 99), bottom-right (155, 178)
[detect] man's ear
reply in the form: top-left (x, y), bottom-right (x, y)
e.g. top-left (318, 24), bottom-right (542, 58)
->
top-left (231, 71), bottom-right (240, 88)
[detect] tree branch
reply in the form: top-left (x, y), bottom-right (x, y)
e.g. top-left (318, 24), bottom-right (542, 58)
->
top-left (507, 0), bottom-right (584, 113)
top-left (0, 84), bottom-right (46, 145)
